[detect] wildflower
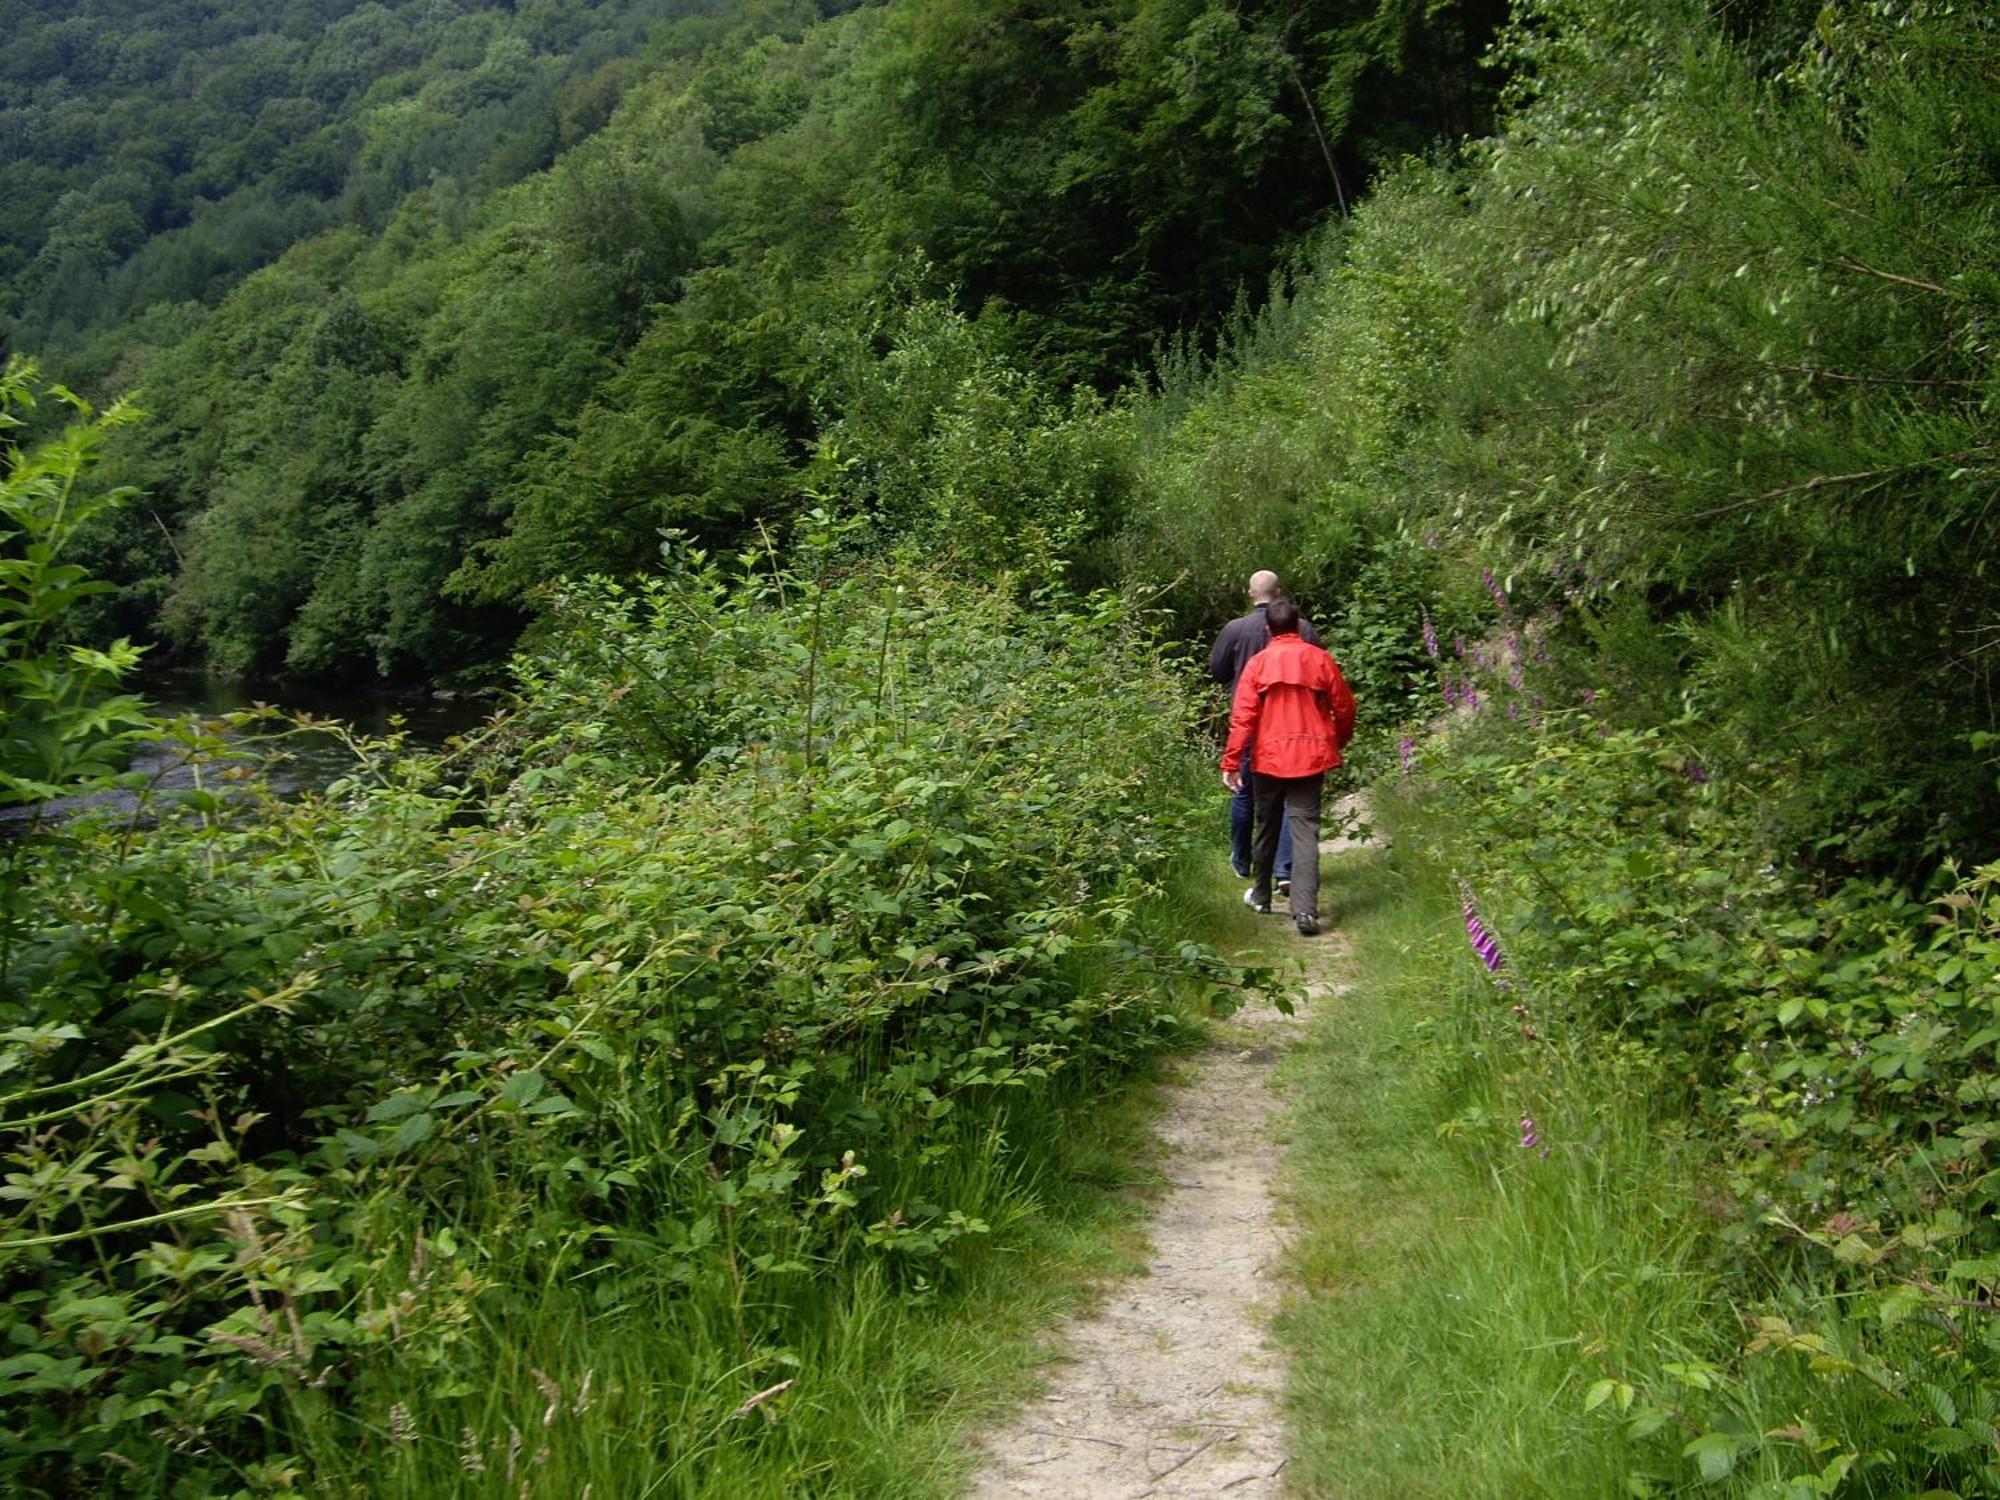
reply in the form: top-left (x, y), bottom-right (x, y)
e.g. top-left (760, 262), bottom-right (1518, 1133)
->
top-left (1398, 737), bottom-right (1417, 776)
top-left (1460, 883), bottom-right (1505, 974)
top-left (1483, 568), bottom-right (1511, 615)
top-left (1683, 759), bottom-right (1709, 784)
top-left (1421, 610), bottom-right (1440, 659)
top-left (1518, 1114), bottom-right (1540, 1150)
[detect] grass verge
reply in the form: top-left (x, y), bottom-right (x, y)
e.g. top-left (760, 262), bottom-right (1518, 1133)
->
top-left (1274, 836), bottom-right (1736, 1498)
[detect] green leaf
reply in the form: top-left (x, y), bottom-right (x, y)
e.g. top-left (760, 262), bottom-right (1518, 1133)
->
top-left (500, 1070), bottom-right (546, 1108)
top-left (389, 1112), bottom-right (436, 1152)
top-left (365, 1093), bottom-right (428, 1123)
top-left (1682, 1432), bottom-right (1736, 1482)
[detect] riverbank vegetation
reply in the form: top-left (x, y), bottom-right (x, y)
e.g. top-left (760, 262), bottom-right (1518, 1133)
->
top-left (5, 0), bottom-right (1999, 1492)
top-left (3, 375), bottom-right (1273, 1492)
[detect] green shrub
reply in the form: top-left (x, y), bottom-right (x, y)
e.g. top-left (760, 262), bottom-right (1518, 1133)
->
top-left (1, 526), bottom-right (1257, 1492)
top-left (1393, 695), bottom-right (2000, 1495)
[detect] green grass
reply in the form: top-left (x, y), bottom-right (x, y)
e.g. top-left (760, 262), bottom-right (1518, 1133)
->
top-left (253, 853), bottom-right (1289, 1499)
top-left (1272, 841), bottom-right (1735, 1498)
top-left (274, 1071), bottom-right (1173, 1499)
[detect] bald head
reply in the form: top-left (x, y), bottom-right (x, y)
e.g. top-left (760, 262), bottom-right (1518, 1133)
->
top-left (1247, 570), bottom-right (1280, 603)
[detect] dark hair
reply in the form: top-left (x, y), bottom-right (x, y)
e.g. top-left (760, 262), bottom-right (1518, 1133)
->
top-left (1265, 598), bottom-right (1301, 636)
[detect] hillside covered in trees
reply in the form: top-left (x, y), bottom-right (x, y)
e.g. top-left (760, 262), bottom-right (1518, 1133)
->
top-left (5, 0), bottom-right (2000, 1493)
top-left (8, 0), bottom-right (1506, 678)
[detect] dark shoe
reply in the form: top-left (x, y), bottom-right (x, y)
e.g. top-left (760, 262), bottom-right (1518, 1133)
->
top-left (1276, 877), bottom-right (1291, 898)
top-left (1294, 913), bottom-right (1320, 937)
top-left (1231, 858), bottom-right (1252, 879)
top-left (1243, 888), bottom-right (1272, 915)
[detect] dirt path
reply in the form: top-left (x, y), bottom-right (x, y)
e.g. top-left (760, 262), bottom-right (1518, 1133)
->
top-left (965, 935), bottom-right (1345, 1498)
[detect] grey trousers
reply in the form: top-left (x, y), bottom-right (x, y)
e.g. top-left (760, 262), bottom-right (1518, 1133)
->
top-left (1250, 772), bottom-right (1321, 920)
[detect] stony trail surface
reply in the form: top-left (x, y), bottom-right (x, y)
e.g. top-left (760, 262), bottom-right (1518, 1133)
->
top-left (965, 919), bottom-right (1351, 1498)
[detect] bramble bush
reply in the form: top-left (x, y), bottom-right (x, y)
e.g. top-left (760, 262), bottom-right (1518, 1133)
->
top-left (2, 449), bottom-right (1257, 1492)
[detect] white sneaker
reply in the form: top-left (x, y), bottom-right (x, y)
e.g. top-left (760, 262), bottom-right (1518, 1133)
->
top-left (1243, 888), bottom-right (1271, 915)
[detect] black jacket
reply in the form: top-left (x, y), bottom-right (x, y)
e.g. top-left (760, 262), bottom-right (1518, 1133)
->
top-left (1208, 603), bottom-right (1322, 692)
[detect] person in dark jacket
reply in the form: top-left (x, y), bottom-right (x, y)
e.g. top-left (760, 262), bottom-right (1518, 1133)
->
top-left (1221, 599), bottom-right (1355, 936)
top-left (1208, 570), bottom-right (1322, 883)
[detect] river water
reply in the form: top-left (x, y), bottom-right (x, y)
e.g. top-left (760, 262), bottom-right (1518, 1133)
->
top-left (3, 674), bottom-right (499, 827)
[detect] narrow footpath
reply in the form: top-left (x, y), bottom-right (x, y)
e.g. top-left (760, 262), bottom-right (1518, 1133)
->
top-left (966, 916), bottom-right (1351, 1498)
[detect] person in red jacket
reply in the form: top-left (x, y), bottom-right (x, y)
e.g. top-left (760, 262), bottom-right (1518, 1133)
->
top-left (1220, 599), bottom-right (1356, 936)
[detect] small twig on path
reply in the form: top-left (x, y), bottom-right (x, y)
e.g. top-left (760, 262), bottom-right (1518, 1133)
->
top-left (1149, 1432), bottom-right (1227, 1480)
top-left (1025, 1427), bottom-right (1125, 1450)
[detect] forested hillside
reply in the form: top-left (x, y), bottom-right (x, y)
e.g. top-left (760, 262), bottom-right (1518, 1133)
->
top-left (6, 0), bottom-right (2000, 1493)
top-left (0, 0), bottom-right (709, 362)
top-left (10, 0), bottom-right (1506, 678)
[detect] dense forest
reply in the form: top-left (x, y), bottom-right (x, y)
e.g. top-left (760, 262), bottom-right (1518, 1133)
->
top-left (5, 0), bottom-right (2000, 1493)
top-left (7, 0), bottom-right (1506, 678)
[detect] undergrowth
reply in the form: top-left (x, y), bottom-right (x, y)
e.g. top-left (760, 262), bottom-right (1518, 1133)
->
top-left (0, 391), bottom-right (1273, 1496)
top-left (1283, 702), bottom-right (2000, 1497)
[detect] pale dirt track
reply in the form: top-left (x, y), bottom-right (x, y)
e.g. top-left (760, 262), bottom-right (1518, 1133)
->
top-left (965, 918), bottom-right (1351, 1497)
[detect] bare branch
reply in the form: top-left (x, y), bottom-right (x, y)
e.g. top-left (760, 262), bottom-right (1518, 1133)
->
top-left (1679, 444), bottom-right (1999, 522)
top-left (1831, 257), bottom-right (1952, 296)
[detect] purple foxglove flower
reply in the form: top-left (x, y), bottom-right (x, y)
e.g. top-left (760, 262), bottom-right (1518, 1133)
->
top-left (1398, 737), bottom-right (1416, 775)
top-left (1421, 609), bottom-right (1440, 659)
top-left (1459, 883), bottom-right (1506, 974)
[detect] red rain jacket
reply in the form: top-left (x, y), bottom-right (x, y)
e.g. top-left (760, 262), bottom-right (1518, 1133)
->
top-left (1220, 632), bottom-right (1356, 778)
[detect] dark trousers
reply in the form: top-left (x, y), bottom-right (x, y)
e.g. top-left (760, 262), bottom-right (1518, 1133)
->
top-left (1230, 764), bottom-right (1293, 879)
top-left (1250, 772), bottom-right (1321, 920)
